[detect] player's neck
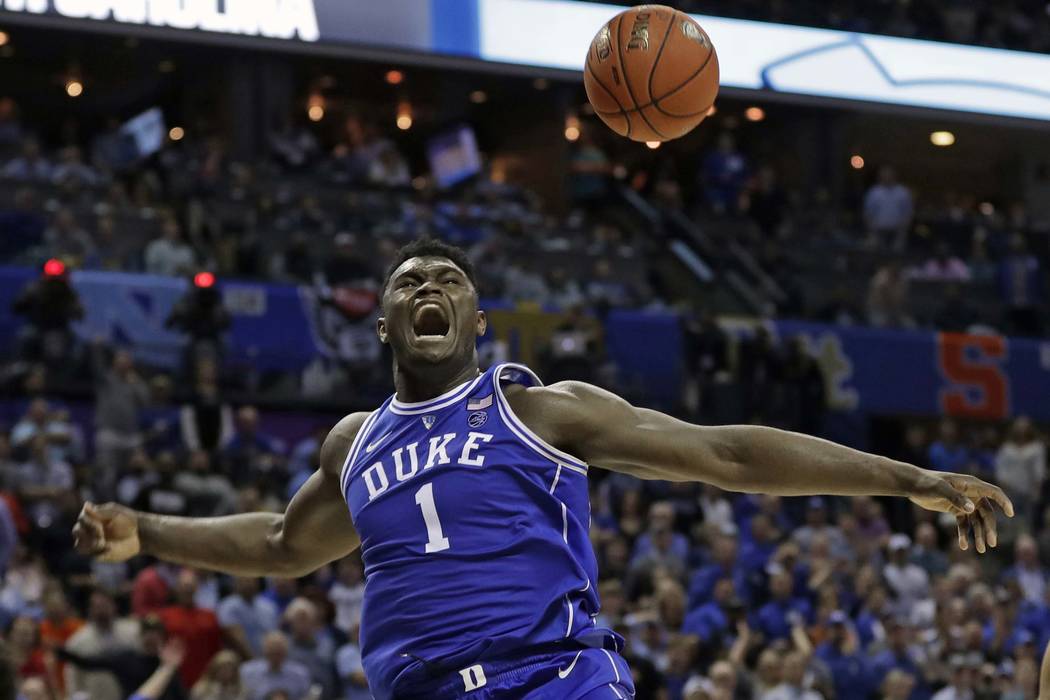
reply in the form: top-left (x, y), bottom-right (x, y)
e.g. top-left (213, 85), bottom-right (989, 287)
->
top-left (393, 358), bottom-right (481, 404)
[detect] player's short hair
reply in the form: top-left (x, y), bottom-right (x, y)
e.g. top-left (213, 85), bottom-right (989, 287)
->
top-left (381, 237), bottom-right (479, 297)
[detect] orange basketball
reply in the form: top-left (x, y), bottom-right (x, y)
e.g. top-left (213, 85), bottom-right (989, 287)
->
top-left (584, 5), bottom-right (719, 142)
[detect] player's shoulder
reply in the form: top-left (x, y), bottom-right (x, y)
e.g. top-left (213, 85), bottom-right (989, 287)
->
top-left (504, 380), bottom-right (620, 428)
top-left (319, 412), bottom-right (373, 478)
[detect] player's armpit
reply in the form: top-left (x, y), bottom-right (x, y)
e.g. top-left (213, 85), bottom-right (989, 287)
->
top-left (264, 412), bottom-right (368, 576)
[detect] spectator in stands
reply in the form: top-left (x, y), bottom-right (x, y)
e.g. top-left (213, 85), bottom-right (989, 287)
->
top-left (504, 261), bottom-right (550, 305)
top-left (270, 231), bottom-right (315, 284)
top-left (546, 267), bottom-right (585, 310)
top-left (366, 142), bottom-right (411, 187)
top-left (221, 406), bottom-right (285, 488)
top-left (329, 555), bottom-right (365, 636)
top-left (884, 534), bottom-right (931, 614)
top-left (1, 139), bottom-right (51, 183)
top-left (763, 649), bottom-right (821, 700)
top-left (179, 358), bottom-right (233, 452)
top-left (753, 563), bottom-right (812, 641)
top-left (12, 434), bottom-right (73, 528)
top-left (933, 284), bottom-right (979, 334)
top-left (283, 597), bottom-right (335, 696)
top-left (0, 188), bottom-right (45, 262)
top-left (127, 638), bottom-right (186, 700)
top-left (587, 258), bottom-right (632, 313)
top-left (158, 569), bottom-right (222, 689)
top-left (701, 131), bottom-right (749, 215)
top-left (744, 164), bottom-right (789, 237)
top-left (85, 214), bottom-right (132, 271)
top-left (881, 669), bottom-right (918, 700)
top-left (816, 611), bottom-right (874, 700)
top-left (92, 342), bottom-right (149, 500)
top-left (998, 233), bottom-right (1043, 337)
top-left (218, 578), bottom-right (278, 660)
top-left (682, 576), bottom-right (739, 643)
top-left (864, 166), bottom-right (914, 251)
top-left (174, 450), bottom-right (238, 517)
top-left (568, 130), bottom-right (612, 209)
top-left (1003, 535), bottom-right (1049, 604)
top-left (911, 243), bottom-right (971, 282)
top-left (43, 207), bottom-right (95, 264)
top-left (336, 624), bottom-right (369, 700)
top-left (912, 522), bottom-right (949, 578)
top-left (64, 589), bottom-right (141, 700)
top-left (995, 417), bottom-right (1047, 528)
top-left (146, 218), bottom-right (196, 277)
top-left (322, 232), bottom-right (375, 287)
top-left (0, 98), bottom-right (22, 151)
top-left (928, 419), bottom-right (969, 474)
top-left (239, 631), bottom-right (311, 700)
top-left (870, 618), bottom-right (929, 700)
top-left (778, 336), bottom-right (826, 435)
top-left (59, 614), bottom-right (186, 700)
top-left (933, 654), bottom-right (979, 700)
top-left (190, 649), bottom-right (246, 700)
top-left (51, 146), bottom-right (99, 189)
top-left (792, 497), bottom-right (849, 559)
top-left (867, 261), bottom-right (914, 328)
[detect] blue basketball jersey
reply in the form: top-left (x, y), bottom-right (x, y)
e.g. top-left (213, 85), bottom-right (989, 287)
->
top-left (341, 363), bottom-right (619, 700)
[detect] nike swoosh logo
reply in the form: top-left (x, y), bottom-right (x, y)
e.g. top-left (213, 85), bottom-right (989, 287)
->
top-left (364, 433), bottom-right (391, 454)
top-left (557, 651), bottom-right (583, 679)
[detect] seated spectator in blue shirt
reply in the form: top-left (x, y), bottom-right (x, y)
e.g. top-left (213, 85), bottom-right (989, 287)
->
top-left (239, 631), bottom-right (311, 700)
top-left (927, 419), bottom-right (969, 474)
top-left (815, 611), bottom-right (876, 700)
top-left (687, 528), bottom-right (749, 609)
top-left (739, 514), bottom-right (779, 581)
top-left (217, 577), bottom-right (279, 660)
top-left (752, 563), bottom-right (812, 641)
top-left (632, 501), bottom-right (689, 564)
top-left (221, 406), bottom-right (286, 487)
top-left (870, 618), bottom-right (931, 700)
top-left (682, 577), bottom-right (740, 643)
top-left (1001, 535), bottom-right (1049, 605)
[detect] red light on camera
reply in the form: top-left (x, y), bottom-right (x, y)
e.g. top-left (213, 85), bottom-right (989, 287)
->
top-left (43, 259), bottom-right (66, 277)
top-left (193, 272), bottom-right (216, 289)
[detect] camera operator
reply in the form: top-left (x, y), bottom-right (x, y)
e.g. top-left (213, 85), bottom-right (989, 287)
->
top-left (11, 259), bottom-right (84, 374)
top-left (165, 273), bottom-right (230, 380)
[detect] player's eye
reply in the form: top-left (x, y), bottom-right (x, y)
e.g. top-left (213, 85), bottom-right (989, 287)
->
top-left (399, 279), bottom-right (418, 289)
top-left (443, 278), bottom-right (460, 285)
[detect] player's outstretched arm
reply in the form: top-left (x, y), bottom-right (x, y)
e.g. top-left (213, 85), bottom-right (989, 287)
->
top-left (72, 413), bottom-right (367, 577)
top-left (514, 381), bottom-right (1013, 553)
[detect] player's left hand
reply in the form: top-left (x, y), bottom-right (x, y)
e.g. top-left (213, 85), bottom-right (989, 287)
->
top-left (907, 470), bottom-right (1014, 554)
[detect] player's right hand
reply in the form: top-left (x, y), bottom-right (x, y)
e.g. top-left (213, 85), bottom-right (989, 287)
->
top-left (73, 502), bottom-right (141, 562)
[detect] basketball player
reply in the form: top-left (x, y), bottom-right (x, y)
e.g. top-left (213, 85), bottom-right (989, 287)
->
top-left (74, 238), bottom-right (1012, 699)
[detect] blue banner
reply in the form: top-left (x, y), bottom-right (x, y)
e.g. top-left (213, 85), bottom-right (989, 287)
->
top-left (3, 267), bottom-right (1050, 420)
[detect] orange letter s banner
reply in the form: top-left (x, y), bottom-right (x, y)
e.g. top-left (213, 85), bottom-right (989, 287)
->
top-left (937, 332), bottom-right (1009, 420)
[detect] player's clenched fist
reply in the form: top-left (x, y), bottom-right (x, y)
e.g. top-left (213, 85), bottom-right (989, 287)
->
top-left (73, 502), bottom-right (141, 562)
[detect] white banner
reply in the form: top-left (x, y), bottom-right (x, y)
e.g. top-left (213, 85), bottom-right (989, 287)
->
top-left (478, 0), bottom-right (1050, 122)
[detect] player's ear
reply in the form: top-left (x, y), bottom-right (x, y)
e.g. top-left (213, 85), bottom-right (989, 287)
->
top-left (377, 317), bottom-right (388, 344)
top-left (476, 310), bottom-right (487, 337)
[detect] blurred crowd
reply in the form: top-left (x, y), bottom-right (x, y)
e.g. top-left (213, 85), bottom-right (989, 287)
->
top-left (0, 349), bottom-right (1047, 699)
top-left (582, 0), bottom-right (1050, 54)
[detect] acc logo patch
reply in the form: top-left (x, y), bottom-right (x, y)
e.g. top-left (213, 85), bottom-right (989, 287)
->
top-left (422, 415), bottom-right (436, 430)
top-left (468, 411), bottom-right (488, 428)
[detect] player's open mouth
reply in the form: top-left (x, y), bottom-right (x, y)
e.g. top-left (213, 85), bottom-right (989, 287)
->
top-left (412, 303), bottom-right (451, 338)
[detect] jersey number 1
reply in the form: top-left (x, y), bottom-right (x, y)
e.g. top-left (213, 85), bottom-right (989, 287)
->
top-left (414, 483), bottom-right (450, 553)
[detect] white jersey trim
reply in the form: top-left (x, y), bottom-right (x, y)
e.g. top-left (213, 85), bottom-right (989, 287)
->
top-left (339, 409), bottom-right (381, 498)
top-left (492, 363), bottom-right (588, 473)
top-left (389, 374), bottom-right (484, 415)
